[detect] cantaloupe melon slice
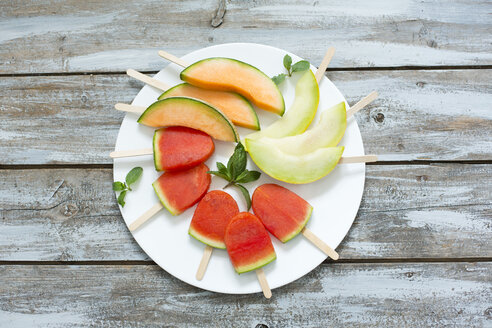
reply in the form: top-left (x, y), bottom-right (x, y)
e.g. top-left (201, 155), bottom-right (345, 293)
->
top-left (246, 138), bottom-right (344, 184)
top-left (257, 102), bottom-right (346, 155)
top-left (244, 70), bottom-right (319, 145)
top-left (180, 58), bottom-right (285, 116)
top-left (138, 97), bottom-right (239, 142)
top-left (158, 83), bottom-right (259, 130)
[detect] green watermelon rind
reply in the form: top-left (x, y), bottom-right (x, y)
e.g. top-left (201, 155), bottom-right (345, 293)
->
top-left (280, 205), bottom-right (313, 243)
top-left (152, 180), bottom-right (180, 216)
top-left (235, 251), bottom-right (277, 275)
top-left (188, 226), bottom-right (226, 249)
top-left (153, 128), bottom-right (164, 171)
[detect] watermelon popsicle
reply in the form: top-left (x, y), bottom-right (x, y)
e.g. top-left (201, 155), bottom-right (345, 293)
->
top-left (128, 163), bottom-right (211, 231)
top-left (189, 190), bottom-right (239, 280)
top-left (252, 184), bottom-right (339, 260)
top-left (110, 126), bottom-right (215, 172)
top-left (225, 212), bottom-right (276, 299)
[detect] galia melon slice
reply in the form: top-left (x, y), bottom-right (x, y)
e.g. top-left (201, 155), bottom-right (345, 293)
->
top-left (189, 190), bottom-right (239, 249)
top-left (246, 138), bottom-right (344, 184)
top-left (252, 184), bottom-right (313, 243)
top-left (158, 83), bottom-right (259, 130)
top-left (180, 58), bottom-right (285, 115)
top-left (258, 102), bottom-right (346, 155)
top-left (224, 212), bottom-right (276, 274)
top-left (152, 163), bottom-right (211, 215)
top-left (245, 70), bottom-right (319, 145)
top-left (138, 97), bottom-right (239, 142)
top-left (153, 127), bottom-right (214, 172)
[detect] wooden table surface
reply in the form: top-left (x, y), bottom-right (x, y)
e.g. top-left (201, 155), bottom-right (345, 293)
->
top-left (1, 1), bottom-right (491, 327)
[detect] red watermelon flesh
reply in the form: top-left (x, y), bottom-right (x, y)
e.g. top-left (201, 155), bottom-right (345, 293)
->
top-left (189, 190), bottom-right (239, 249)
top-left (224, 212), bottom-right (276, 274)
top-left (152, 163), bottom-right (211, 215)
top-left (252, 184), bottom-right (313, 243)
top-left (153, 126), bottom-right (214, 172)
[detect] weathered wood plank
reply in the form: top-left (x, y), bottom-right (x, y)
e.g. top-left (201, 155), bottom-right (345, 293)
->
top-left (0, 69), bottom-right (490, 164)
top-left (1, 164), bottom-right (490, 261)
top-left (1, 0), bottom-right (491, 74)
top-left (0, 263), bottom-right (490, 327)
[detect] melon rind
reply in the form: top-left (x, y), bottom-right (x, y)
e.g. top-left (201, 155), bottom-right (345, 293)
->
top-left (280, 205), bottom-right (313, 243)
top-left (152, 179), bottom-right (180, 216)
top-left (235, 251), bottom-right (277, 274)
top-left (188, 226), bottom-right (226, 249)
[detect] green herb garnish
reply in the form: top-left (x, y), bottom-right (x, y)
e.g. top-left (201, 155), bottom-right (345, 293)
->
top-left (272, 54), bottom-right (310, 85)
top-left (113, 166), bottom-right (143, 207)
top-left (208, 143), bottom-right (261, 209)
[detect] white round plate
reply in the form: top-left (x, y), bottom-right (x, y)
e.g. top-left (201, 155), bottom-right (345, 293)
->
top-left (114, 43), bottom-right (365, 294)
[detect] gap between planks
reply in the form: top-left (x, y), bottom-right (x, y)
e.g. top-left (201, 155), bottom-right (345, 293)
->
top-left (0, 65), bottom-right (491, 78)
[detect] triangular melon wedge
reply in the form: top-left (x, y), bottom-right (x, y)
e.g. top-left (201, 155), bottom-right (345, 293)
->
top-left (181, 57), bottom-right (285, 115)
top-left (137, 97), bottom-right (239, 142)
top-left (256, 102), bottom-right (346, 155)
top-left (245, 138), bottom-right (344, 184)
top-left (158, 83), bottom-right (259, 130)
top-left (245, 70), bottom-right (319, 146)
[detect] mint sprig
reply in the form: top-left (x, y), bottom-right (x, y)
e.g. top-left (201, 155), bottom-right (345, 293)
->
top-left (272, 54), bottom-right (310, 85)
top-left (113, 166), bottom-right (143, 207)
top-left (207, 143), bottom-right (261, 209)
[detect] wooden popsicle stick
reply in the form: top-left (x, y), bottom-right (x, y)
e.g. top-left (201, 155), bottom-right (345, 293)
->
top-left (127, 69), bottom-right (169, 91)
top-left (346, 91), bottom-right (378, 118)
top-left (339, 155), bottom-right (378, 164)
top-left (314, 47), bottom-right (335, 83)
top-left (129, 203), bottom-right (164, 232)
top-left (255, 268), bottom-right (272, 299)
top-left (301, 227), bottom-right (339, 260)
top-left (114, 103), bottom-right (146, 114)
top-left (110, 148), bottom-right (153, 158)
top-left (195, 245), bottom-right (213, 281)
top-left (158, 50), bottom-right (189, 68)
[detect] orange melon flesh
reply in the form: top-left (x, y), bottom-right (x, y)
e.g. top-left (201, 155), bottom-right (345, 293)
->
top-left (189, 190), bottom-right (239, 249)
top-left (180, 58), bottom-right (285, 116)
top-left (252, 184), bottom-right (313, 243)
top-left (158, 83), bottom-right (259, 130)
top-left (224, 212), bottom-right (276, 274)
top-left (138, 97), bottom-right (239, 142)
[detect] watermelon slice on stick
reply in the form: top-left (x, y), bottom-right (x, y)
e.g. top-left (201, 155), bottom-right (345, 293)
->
top-left (110, 126), bottom-right (214, 172)
top-left (128, 163), bottom-right (211, 231)
top-left (189, 190), bottom-right (239, 280)
top-left (225, 212), bottom-right (276, 299)
top-left (252, 183), bottom-right (339, 260)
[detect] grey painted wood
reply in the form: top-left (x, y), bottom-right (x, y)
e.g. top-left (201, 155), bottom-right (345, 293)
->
top-left (0, 263), bottom-right (490, 327)
top-left (1, 0), bottom-right (491, 74)
top-left (1, 69), bottom-right (490, 165)
top-left (1, 164), bottom-right (490, 261)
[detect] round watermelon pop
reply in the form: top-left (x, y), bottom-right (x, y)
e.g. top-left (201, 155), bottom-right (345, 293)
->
top-left (189, 190), bottom-right (239, 280)
top-left (110, 126), bottom-right (214, 172)
top-left (252, 184), bottom-right (339, 260)
top-left (225, 212), bottom-right (276, 298)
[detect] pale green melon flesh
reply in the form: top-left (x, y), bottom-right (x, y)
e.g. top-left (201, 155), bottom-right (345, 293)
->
top-left (246, 139), bottom-right (344, 184)
top-left (259, 102), bottom-right (346, 155)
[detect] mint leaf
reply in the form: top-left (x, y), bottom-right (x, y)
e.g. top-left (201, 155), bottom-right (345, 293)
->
top-left (117, 190), bottom-right (127, 207)
top-left (235, 170), bottom-right (261, 184)
top-left (283, 54), bottom-right (292, 71)
top-left (207, 170), bottom-right (230, 181)
top-left (216, 162), bottom-right (231, 180)
top-left (272, 73), bottom-right (286, 85)
top-left (227, 143), bottom-right (247, 180)
top-left (125, 167), bottom-right (143, 186)
top-left (113, 181), bottom-right (126, 191)
top-left (236, 184), bottom-right (252, 210)
top-left (292, 60), bottom-right (310, 72)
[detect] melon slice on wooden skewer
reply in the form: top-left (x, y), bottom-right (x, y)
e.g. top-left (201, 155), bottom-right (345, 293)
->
top-left (128, 164), bottom-right (211, 232)
top-left (125, 69), bottom-right (259, 130)
top-left (225, 212), bottom-right (276, 299)
top-left (189, 190), bottom-right (239, 281)
top-left (252, 184), bottom-right (340, 260)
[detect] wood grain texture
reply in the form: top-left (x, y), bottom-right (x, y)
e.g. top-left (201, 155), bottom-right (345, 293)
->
top-left (0, 69), bottom-right (490, 165)
top-left (1, 165), bottom-right (490, 261)
top-left (1, 0), bottom-right (491, 74)
top-left (0, 263), bottom-right (490, 327)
